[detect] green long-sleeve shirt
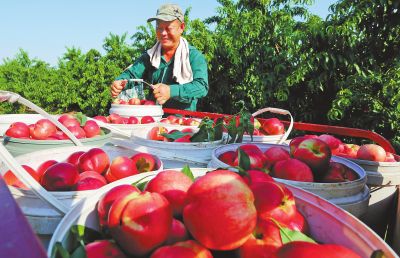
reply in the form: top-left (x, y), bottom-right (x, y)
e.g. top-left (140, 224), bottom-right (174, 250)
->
top-left (115, 44), bottom-right (208, 111)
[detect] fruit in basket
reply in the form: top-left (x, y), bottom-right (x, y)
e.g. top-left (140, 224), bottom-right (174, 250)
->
top-left (264, 146), bottom-right (290, 166)
top-left (167, 115), bottom-right (178, 123)
top-left (30, 119), bottom-right (57, 140)
top-left (251, 181), bottom-right (296, 225)
top-left (97, 184), bottom-right (140, 230)
top-left (85, 240), bottom-right (127, 258)
top-left (238, 218), bottom-right (282, 258)
top-left (272, 158), bottom-right (314, 182)
top-left (233, 144), bottom-right (267, 170)
top-left (131, 153), bottom-right (158, 172)
top-left (385, 152), bottom-right (397, 162)
top-left (318, 134), bottom-right (343, 155)
top-left (262, 118), bottom-right (285, 135)
top-left (291, 138), bottom-right (331, 174)
top-left (183, 170), bottom-right (257, 250)
top-left (65, 125), bottom-right (86, 139)
top-left (144, 100), bottom-right (156, 105)
top-left (108, 191), bottom-right (173, 256)
top-left (166, 219), bottom-right (189, 245)
top-left (93, 115), bottom-right (108, 123)
top-left (142, 116), bottom-right (156, 124)
top-left (77, 148), bottom-right (110, 174)
top-left (242, 170), bottom-right (274, 187)
top-left (37, 160), bottom-right (58, 178)
top-left (108, 113), bottom-right (124, 124)
top-left (127, 116), bottom-right (139, 124)
top-left (287, 210), bottom-right (309, 233)
top-left (74, 171), bottom-right (107, 191)
top-left (289, 135), bottom-right (318, 154)
top-left (3, 165), bottom-right (41, 189)
top-left (147, 126), bottom-right (168, 141)
top-left (65, 151), bottom-right (85, 167)
top-left (174, 134), bottom-right (192, 142)
top-left (5, 122), bottom-right (30, 138)
top-left (40, 162), bottom-right (79, 191)
top-left (151, 240), bottom-right (212, 258)
top-left (59, 117), bottom-right (80, 128)
top-left (184, 118), bottom-right (201, 126)
top-left (336, 143), bottom-right (359, 159)
top-left (128, 98), bottom-right (141, 105)
top-left (321, 162), bottom-right (358, 183)
top-left (145, 170), bottom-right (193, 217)
top-left (105, 156), bottom-right (137, 183)
top-left (218, 150), bottom-right (236, 166)
top-left (356, 144), bottom-right (386, 162)
top-left (275, 241), bottom-right (361, 258)
top-left (83, 120), bottom-right (101, 138)
top-left (58, 114), bottom-right (76, 124)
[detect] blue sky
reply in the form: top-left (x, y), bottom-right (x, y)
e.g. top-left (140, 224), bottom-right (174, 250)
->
top-left (0, 1), bottom-right (337, 66)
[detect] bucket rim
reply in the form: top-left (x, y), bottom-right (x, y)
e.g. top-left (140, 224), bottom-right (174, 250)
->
top-left (345, 156), bottom-right (400, 167)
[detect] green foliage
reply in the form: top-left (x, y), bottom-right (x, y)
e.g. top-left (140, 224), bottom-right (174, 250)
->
top-left (1, 0), bottom-right (400, 153)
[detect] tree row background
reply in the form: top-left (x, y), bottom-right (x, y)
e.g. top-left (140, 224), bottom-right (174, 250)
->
top-left (1, 0), bottom-right (399, 152)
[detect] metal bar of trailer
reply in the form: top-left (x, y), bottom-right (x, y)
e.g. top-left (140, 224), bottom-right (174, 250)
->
top-left (163, 108), bottom-right (396, 153)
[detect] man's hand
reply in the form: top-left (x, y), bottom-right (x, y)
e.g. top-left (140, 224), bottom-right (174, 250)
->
top-left (153, 83), bottom-right (171, 105)
top-left (111, 80), bottom-right (127, 97)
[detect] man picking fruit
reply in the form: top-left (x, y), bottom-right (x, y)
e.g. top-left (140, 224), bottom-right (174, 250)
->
top-left (110, 4), bottom-right (209, 111)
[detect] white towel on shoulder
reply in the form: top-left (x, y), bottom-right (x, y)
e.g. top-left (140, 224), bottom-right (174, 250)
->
top-left (147, 37), bottom-right (193, 84)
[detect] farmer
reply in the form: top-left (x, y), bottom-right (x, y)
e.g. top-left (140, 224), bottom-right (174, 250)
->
top-left (110, 3), bottom-right (209, 111)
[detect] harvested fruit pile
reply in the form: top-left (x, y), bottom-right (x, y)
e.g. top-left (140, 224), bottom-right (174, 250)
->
top-left (4, 147), bottom-right (160, 191)
top-left (5, 114), bottom-right (104, 140)
top-left (94, 113), bottom-right (156, 125)
top-left (54, 168), bottom-right (361, 258)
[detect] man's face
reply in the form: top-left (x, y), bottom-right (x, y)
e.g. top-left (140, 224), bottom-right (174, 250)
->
top-left (156, 19), bottom-right (184, 50)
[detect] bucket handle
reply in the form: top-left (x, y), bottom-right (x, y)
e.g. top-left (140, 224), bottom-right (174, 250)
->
top-left (0, 90), bottom-right (83, 146)
top-left (252, 107), bottom-right (294, 144)
top-left (0, 143), bottom-right (68, 214)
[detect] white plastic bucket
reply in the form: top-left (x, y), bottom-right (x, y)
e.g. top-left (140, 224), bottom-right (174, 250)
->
top-left (242, 107), bottom-right (294, 144)
top-left (109, 104), bottom-right (163, 121)
top-left (47, 168), bottom-right (397, 258)
top-left (0, 144), bottom-right (163, 246)
top-left (347, 157), bottom-right (400, 237)
top-left (208, 143), bottom-right (370, 218)
top-left (111, 125), bottom-right (225, 168)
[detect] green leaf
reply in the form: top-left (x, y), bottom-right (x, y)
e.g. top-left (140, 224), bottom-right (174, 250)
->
top-left (238, 148), bottom-right (251, 171)
top-left (135, 181), bottom-right (148, 191)
top-left (69, 225), bottom-right (103, 248)
top-left (213, 117), bottom-right (224, 140)
top-left (75, 112), bottom-right (88, 126)
top-left (190, 117), bottom-right (214, 142)
top-left (161, 131), bottom-right (191, 141)
top-left (226, 117), bottom-right (238, 143)
top-left (51, 242), bottom-right (70, 258)
top-left (181, 164), bottom-right (195, 181)
top-left (70, 244), bottom-right (87, 258)
top-left (280, 227), bottom-right (316, 244)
